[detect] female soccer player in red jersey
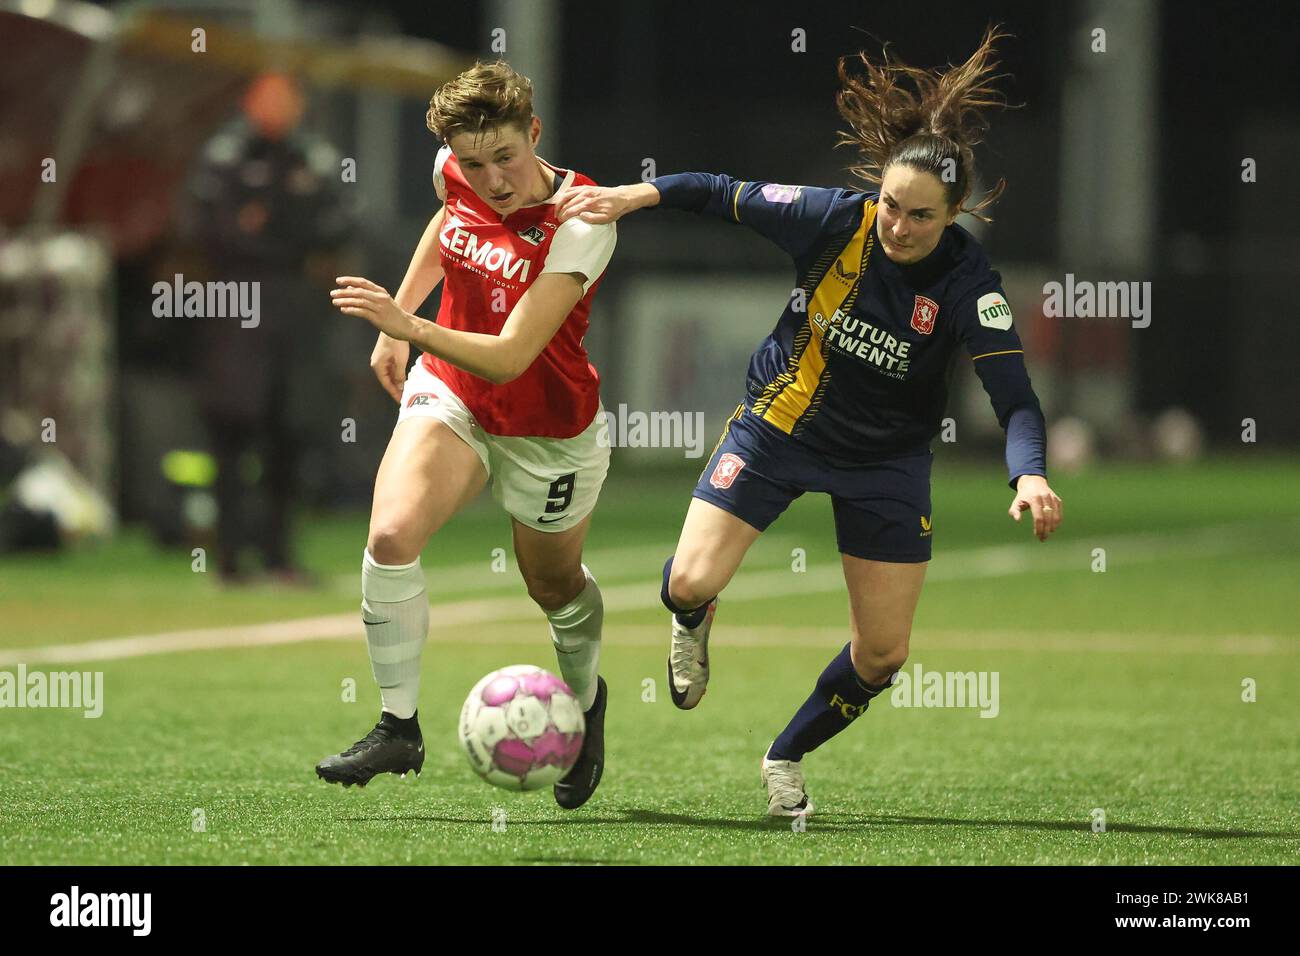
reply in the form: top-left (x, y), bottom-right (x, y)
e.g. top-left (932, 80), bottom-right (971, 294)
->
top-left (559, 28), bottom-right (1064, 815)
top-left (318, 61), bottom-right (615, 809)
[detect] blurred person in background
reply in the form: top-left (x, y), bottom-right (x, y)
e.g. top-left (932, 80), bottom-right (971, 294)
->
top-left (184, 72), bottom-right (352, 586)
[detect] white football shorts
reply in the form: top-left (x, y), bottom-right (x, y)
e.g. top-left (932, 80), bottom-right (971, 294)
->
top-left (395, 361), bottom-right (610, 533)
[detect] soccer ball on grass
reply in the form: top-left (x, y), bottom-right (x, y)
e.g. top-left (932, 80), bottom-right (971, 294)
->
top-left (458, 665), bottom-right (585, 790)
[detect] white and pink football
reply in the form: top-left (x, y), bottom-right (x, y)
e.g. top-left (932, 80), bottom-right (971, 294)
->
top-left (458, 665), bottom-right (585, 790)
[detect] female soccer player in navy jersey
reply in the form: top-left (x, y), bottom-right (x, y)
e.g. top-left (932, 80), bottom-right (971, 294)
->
top-left (558, 27), bottom-right (1063, 815)
top-left (319, 61), bottom-right (616, 808)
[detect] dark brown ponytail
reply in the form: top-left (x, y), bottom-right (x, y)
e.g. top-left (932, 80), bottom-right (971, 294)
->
top-left (834, 25), bottom-right (1016, 222)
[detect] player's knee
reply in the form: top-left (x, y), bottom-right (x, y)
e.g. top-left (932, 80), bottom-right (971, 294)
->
top-left (522, 568), bottom-right (584, 612)
top-left (852, 636), bottom-right (909, 683)
top-left (366, 524), bottom-right (420, 566)
top-left (667, 560), bottom-right (716, 611)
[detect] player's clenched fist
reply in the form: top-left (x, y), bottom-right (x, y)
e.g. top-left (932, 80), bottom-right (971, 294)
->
top-left (369, 332), bottom-right (410, 404)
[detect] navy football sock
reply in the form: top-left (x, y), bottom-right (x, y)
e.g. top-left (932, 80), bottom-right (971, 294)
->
top-left (660, 556), bottom-right (713, 629)
top-left (768, 643), bottom-right (891, 761)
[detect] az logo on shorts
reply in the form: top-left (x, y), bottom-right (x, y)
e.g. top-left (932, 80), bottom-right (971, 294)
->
top-left (406, 393), bottom-right (438, 408)
top-left (709, 453), bottom-right (746, 490)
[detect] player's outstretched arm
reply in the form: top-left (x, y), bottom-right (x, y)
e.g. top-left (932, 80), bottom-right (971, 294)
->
top-left (972, 353), bottom-right (1063, 542)
top-left (556, 183), bottom-right (660, 224)
top-left (953, 285), bottom-right (1063, 542)
top-left (332, 272), bottom-right (586, 386)
top-left (561, 174), bottom-right (848, 261)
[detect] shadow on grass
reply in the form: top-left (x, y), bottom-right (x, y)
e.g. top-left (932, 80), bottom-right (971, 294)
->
top-left (869, 814), bottom-right (1299, 840)
top-left (339, 808), bottom-right (819, 832)
top-left (338, 807), bottom-right (1300, 841)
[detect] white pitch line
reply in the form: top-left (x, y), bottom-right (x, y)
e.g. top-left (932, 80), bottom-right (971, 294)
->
top-left (0, 521), bottom-right (1290, 666)
top-left (326, 534), bottom-right (806, 595)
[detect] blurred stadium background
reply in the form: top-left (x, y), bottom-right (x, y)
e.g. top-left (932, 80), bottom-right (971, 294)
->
top-left (1, 0), bottom-right (1297, 865)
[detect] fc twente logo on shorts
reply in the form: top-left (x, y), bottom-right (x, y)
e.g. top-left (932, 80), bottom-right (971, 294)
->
top-left (910, 295), bottom-right (939, 335)
top-left (406, 393), bottom-right (438, 408)
top-left (709, 453), bottom-right (746, 490)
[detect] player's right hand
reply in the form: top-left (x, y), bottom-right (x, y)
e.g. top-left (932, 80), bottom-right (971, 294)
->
top-left (370, 333), bottom-right (410, 404)
top-left (556, 185), bottom-right (633, 225)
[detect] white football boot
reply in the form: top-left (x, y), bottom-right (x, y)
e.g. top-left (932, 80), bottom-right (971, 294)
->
top-left (667, 598), bottom-right (717, 710)
top-left (761, 746), bottom-right (814, 817)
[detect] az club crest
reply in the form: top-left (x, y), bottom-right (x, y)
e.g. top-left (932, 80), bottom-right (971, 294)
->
top-left (910, 295), bottom-right (939, 335)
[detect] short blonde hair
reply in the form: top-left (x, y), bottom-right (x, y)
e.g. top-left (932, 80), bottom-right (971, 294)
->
top-left (426, 60), bottom-right (534, 142)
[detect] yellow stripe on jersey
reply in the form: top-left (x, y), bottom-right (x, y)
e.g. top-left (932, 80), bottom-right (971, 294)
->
top-left (970, 349), bottom-right (1024, 361)
top-left (753, 201), bottom-right (878, 434)
top-left (731, 182), bottom-right (747, 222)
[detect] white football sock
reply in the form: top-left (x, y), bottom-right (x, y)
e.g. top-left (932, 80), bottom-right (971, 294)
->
top-left (361, 549), bottom-right (428, 720)
top-left (546, 564), bottom-right (603, 711)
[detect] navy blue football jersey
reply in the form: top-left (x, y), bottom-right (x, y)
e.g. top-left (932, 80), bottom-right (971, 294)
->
top-left (652, 173), bottom-right (1046, 484)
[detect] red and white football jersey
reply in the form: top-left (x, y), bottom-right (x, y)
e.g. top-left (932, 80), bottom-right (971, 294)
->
top-left (426, 144), bottom-right (616, 437)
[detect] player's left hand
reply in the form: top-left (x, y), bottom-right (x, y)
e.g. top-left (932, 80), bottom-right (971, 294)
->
top-left (556, 185), bottom-right (632, 224)
top-left (331, 276), bottom-right (418, 341)
top-left (1008, 475), bottom-right (1063, 542)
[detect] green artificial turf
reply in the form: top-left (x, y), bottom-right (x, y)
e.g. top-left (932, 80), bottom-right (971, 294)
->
top-left (1, 456), bottom-right (1297, 864)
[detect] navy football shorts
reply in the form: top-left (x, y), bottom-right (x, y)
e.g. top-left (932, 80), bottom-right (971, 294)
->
top-left (693, 406), bottom-right (934, 563)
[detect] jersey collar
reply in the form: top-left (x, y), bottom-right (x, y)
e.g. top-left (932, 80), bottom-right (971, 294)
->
top-left (889, 228), bottom-right (954, 285)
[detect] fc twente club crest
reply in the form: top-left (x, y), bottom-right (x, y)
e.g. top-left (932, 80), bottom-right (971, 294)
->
top-left (910, 295), bottom-right (939, 335)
